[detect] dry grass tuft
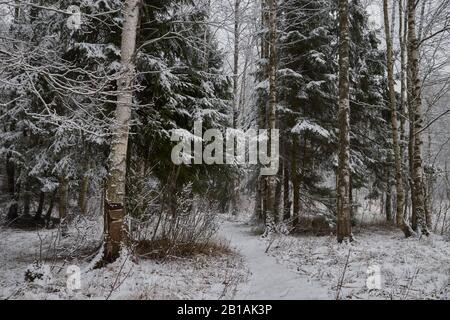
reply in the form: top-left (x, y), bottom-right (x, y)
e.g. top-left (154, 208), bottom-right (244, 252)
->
top-left (133, 237), bottom-right (232, 260)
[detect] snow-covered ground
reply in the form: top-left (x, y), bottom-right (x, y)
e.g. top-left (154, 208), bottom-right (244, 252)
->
top-left (265, 226), bottom-right (450, 300)
top-left (1, 215), bottom-right (449, 300)
top-left (219, 220), bottom-right (330, 299)
top-left (0, 217), bottom-right (247, 300)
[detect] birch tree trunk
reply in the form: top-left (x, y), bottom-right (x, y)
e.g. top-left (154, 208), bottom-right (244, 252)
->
top-left (383, 0), bottom-right (411, 236)
top-left (407, 61), bottom-right (417, 230)
top-left (337, 0), bottom-right (352, 243)
top-left (233, 0), bottom-right (240, 130)
top-left (407, 0), bottom-right (429, 236)
top-left (265, 0), bottom-right (278, 230)
top-left (418, 0), bottom-right (427, 41)
top-left (390, 0), bottom-right (396, 41)
top-left (103, 0), bottom-right (141, 262)
top-left (239, 52), bottom-right (249, 115)
top-left (399, 0), bottom-right (408, 215)
top-left (231, 0), bottom-right (241, 216)
top-left (255, 0), bottom-right (268, 223)
top-left (417, 1), bottom-right (432, 231)
top-left (405, 0), bottom-right (417, 230)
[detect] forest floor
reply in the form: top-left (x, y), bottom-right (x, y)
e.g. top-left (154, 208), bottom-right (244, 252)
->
top-left (0, 215), bottom-right (449, 299)
top-left (0, 217), bottom-right (247, 300)
top-left (263, 224), bottom-right (450, 299)
top-left (219, 219), bottom-right (330, 299)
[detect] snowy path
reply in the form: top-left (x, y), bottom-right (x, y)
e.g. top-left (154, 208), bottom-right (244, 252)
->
top-left (219, 221), bottom-right (331, 300)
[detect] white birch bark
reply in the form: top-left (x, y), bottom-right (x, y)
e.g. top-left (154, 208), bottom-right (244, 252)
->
top-left (337, 0), bottom-right (352, 242)
top-left (383, 0), bottom-right (412, 237)
top-left (407, 0), bottom-right (430, 236)
top-left (265, 0), bottom-right (278, 230)
top-left (103, 0), bottom-right (141, 262)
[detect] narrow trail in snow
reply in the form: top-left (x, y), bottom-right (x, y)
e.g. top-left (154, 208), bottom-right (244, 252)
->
top-left (220, 220), bottom-right (331, 300)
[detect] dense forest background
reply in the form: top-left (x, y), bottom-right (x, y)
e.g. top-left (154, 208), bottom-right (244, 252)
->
top-left (0, 0), bottom-right (449, 300)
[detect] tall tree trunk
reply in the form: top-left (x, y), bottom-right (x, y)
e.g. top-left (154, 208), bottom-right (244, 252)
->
top-left (103, 0), bottom-right (141, 262)
top-left (6, 153), bottom-right (15, 196)
top-left (399, 0), bottom-right (408, 218)
top-left (406, 1), bottom-right (417, 230)
top-left (424, 177), bottom-right (433, 229)
top-left (203, 0), bottom-right (211, 70)
top-left (384, 0), bottom-right (411, 236)
top-left (6, 154), bottom-right (18, 221)
top-left (44, 189), bottom-right (57, 224)
top-left (23, 180), bottom-right (31, 217)
top-left (403, 0), bottom-right (417, 230)
top-left (239, 52), bottom-right (249, 115)
top-left (255, 0), bottom-right (268, 223)
top-left (79, 175), bottom-right (89, 215)
top-left (349, 173), bottom-right (354, 224)
top-left (418, 0), bottom-right (427, 41)
top-left (58, 177), bottom-right (68, 220)
top-left (34, 191), bottom-right (45, 220)
top-left (254, 177), bottom-right (263, 221)
top-left (443, 162), bottom-right (450, 234)
top-left (233, 0), bottom-right (240, 129)
top-left (390, 0), bottom-right (396, 41)
top-left (336, 0), bottom-right (352, 242)
top-left (407, 0), bottom-right (429, 236)
top-left (408, 70), bottom-right (417, 230)
top-left (291, 135), bottom-right (299, 225)
top-left (231, 0), bottom-right (241, 216)
top-left (424, 131), bottom-right (433, 229)
top-left (58, 176), bottom-right (69, 235)
top-left (264, 0), bottom-right (278, 231)
top-left (78, 161), bottom-right (89, 215)
top-left (274, 166), bottom-right (282, 223)
top-left (283, 141), bottom-right (291, 221)
top-left (386, 189), bottom-right (392, 223)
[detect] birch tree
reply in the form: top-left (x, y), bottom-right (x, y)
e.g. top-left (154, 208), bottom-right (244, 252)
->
top-left (407, 0), bottom-right (430, 236)
top-left (232, 0), bottom-right (241, 129)
top-left (383, 0), bottom-right (412, 236)
top-left (398, 0), bottom-right (408, 219)
top-left (254, 0), bottom-right (269, 223)
top-left (103, 0), bottom-right (141, 262)
top-left (231, 0), bottom-right (241, 215)
top-left (336, 0), bottom-right (352, 242)
top-left (265, 0), bottom-right (278, 228)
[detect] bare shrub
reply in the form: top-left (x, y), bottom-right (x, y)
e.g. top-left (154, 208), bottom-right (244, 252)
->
top-left (128, 185), bottom-right (229, 260)
top-left (134, 237), bottom-right (231, 260)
